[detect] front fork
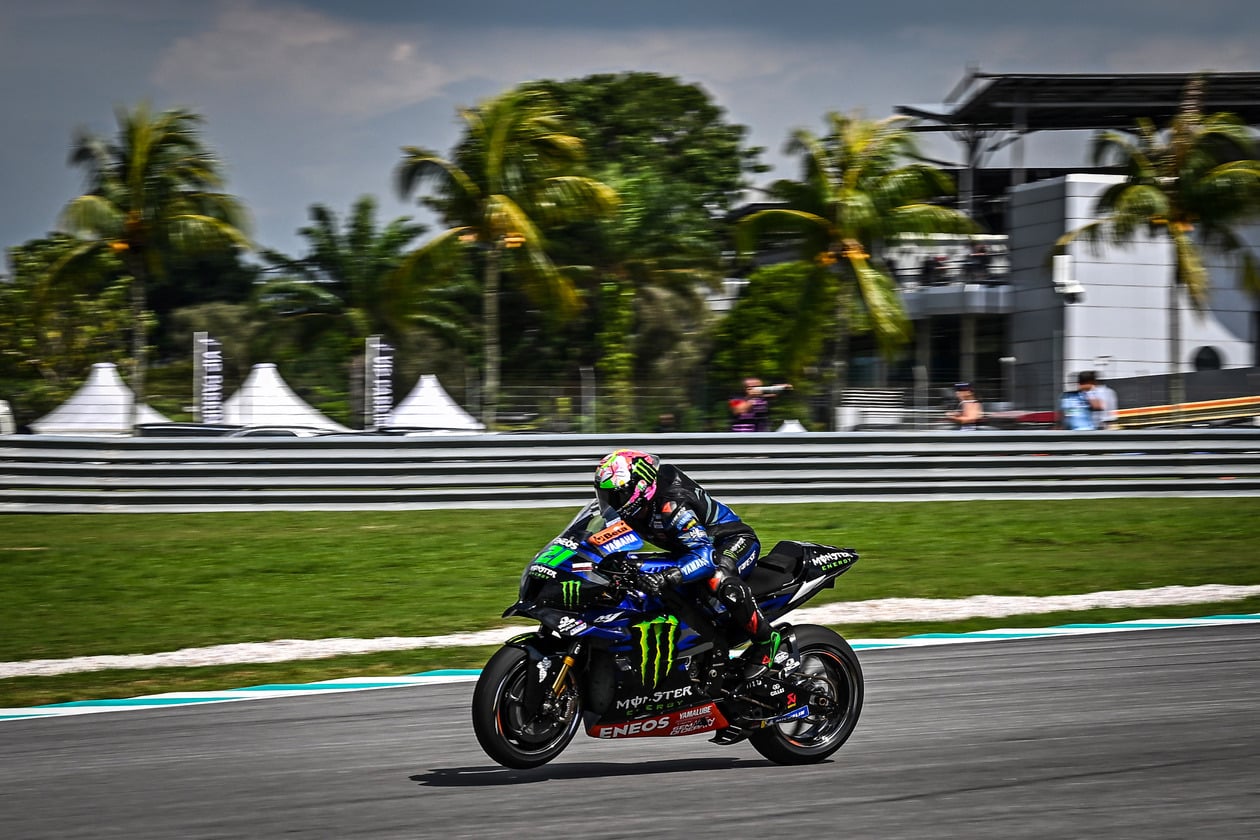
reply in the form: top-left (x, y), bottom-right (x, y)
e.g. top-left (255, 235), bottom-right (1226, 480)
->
top-left (519, 638), bottom-right (582, 717)
top-left (549, 641), bottom-right (583, 699)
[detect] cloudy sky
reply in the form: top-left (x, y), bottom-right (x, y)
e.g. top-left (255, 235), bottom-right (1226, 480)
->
top-left (1, 0), bottom-right (1255, 259)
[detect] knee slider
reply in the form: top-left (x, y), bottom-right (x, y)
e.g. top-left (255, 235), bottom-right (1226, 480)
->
top-left (716, 576), bottom-right (747, 608)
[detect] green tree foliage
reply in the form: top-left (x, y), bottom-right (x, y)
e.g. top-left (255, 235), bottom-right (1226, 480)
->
top-left (257, 196), bottom-right (445, 351)
top-left (709, 261), bottom-right (835, 409)
top-left (737, 113), bottom-right (974, 406)
top-left (528, 72), bottom-right (765, 216)
top-left (0, 236), bottom-right (133, 423)
top-left (255, 195), bottom-right (480, 420)
top-left (167, 301), bottom-right (259, 390)
top-left (397, 88), bottom-right (617, 428)
top-left (1057, 78), bottom-right (1260, 405)
top-left (55, 103), bottom-right (251, 426)
top-left (511, 73), bottom-right (764, 425)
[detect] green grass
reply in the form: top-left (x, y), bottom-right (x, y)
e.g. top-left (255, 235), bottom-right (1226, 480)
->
top-left (2, 498), bottom-right (1259, 708)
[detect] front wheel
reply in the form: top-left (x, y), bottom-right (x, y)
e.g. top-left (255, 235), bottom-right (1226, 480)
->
top-left (748, 624), bottom-right (864, 765)
top-left (471, 645), bottom-right (581, 769)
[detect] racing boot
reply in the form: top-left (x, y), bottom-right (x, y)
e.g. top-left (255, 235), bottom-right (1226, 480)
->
top-left (738, 617), bottom-right (782, 683)
top-left (708, 569), bottom-right (780, 682)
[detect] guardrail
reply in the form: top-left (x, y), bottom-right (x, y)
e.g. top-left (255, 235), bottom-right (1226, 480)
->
top-left (2, 429), bottom-right (1260, 513)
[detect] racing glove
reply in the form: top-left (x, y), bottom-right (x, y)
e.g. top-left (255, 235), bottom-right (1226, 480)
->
top-left (639, 567), bottom-right (684, 595)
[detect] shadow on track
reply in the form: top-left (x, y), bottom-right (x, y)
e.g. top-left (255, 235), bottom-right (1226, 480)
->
top-left (413, 756), bottom-right (780, 787)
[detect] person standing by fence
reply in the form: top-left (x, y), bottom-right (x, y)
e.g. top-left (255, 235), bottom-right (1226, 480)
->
top-left (945, 383), bottom-right (984, 431)
top-left (1060, 371), bottom-right (1104, 430)
top-left (1094, 375), bottom-right (1119, 429)
top-left (730, 378), bottom-right (792, 432)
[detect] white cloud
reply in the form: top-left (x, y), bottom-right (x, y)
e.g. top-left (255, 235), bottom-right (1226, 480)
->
top-left (153, 0), bottom-right (451, 118)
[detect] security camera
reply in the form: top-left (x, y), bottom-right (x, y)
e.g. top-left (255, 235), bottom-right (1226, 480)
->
top-left (1052, 254), bottom-right (1085, 304)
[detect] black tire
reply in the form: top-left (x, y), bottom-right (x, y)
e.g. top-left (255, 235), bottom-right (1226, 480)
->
top-left (748, 624), bottom-right (864, 765)
top-left (471, 645), bottom-right (581, 769)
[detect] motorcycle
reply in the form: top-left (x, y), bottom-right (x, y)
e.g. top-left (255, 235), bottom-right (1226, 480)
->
top-left (471, 500), bottom-right (863, 768)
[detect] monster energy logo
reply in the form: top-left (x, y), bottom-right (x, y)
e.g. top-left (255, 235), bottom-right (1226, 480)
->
top-left (631, 458), bottom-right (658, 485)
top-left (561, 580), bottom-right (581, 609)
top-left (631, 615), bottom-right (678, 689)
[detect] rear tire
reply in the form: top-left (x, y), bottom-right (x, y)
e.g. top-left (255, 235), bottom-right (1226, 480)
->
top-left (748, 625), bottom-right (863, 765)
top-left (471, 645), bottom-right (581, 769)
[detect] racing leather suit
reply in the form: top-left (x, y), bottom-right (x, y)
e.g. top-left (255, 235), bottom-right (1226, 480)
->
top-left (619, 464), bottom-right (775, 662)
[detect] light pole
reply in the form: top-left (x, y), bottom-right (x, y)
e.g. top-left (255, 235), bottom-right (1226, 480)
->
top-left (999, 356), bottom-right (1016, 408)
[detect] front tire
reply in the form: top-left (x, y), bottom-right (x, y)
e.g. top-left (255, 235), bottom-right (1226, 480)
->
top-left (471, 645), bottom-right (581, 769)
top-left (748, 625), bottom-right (863, 765)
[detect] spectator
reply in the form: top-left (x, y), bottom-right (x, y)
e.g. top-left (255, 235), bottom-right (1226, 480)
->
top-left (730, 377), bottom-right (792, 432)
top-left (919, 255), bottom-right (938, 285)
top-left (1060, 371), bottom-right (1104, 430)
top-left (967, 242), bottom-right (991, 283)
top-left (654, 412), bottom-right (678, 433)
top-left (1093, 375), bottom-right (1119, 429)
top-left (945, 382), bottom-right (984, 431)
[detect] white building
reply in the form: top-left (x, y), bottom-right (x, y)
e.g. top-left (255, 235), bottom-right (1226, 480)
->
top-left (1007, 174), bottom-right (1259, 408)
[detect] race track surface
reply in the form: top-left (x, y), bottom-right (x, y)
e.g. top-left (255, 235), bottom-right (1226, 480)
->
top-left (2, 624), bottom-right (1257, 839)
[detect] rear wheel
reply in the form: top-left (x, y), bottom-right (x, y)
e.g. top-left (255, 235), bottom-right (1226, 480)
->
top-left (748, 625), bottom-right (863, 765)
top-left (471, 645), bottom-right (581, 769)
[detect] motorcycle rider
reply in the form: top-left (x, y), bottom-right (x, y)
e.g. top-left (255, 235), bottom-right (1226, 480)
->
top-left (594, 449), bottom-right (781, 682)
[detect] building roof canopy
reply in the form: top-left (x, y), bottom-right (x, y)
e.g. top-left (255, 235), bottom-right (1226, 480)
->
top-left (897, 71), bottom-right (1260, 133)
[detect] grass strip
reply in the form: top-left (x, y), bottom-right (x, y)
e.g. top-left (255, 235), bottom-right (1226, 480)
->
top-left (2, 498), bottom-right (1258, 706)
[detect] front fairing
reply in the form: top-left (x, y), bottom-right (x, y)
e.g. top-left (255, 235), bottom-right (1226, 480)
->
top-left (505, 502), bottom-right (654, 639)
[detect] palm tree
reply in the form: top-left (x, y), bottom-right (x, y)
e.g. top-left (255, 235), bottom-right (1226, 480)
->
top-left (396, 88), bottom-right (617, 429)
top-left (737, 112), bottom-right (974, 415)
top-left (570, 168), bottom-right (723, 430)
top-left (258, 196), bottom-right (435, 351)
top-left (55, 103), bottom-right (250, 428)
top-left (1057, 78), bottom-right (1260, 408)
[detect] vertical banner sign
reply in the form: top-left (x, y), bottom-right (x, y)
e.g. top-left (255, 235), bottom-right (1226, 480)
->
top-left (201, 336), bottom-right (224, 423)
top-left (194, 332), bottom-right (224, 423)
top-left (365, 336), bottom-right (394, 430)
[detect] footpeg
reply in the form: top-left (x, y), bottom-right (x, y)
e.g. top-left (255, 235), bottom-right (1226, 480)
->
top-left (709, 728), bottom-right (747, 745)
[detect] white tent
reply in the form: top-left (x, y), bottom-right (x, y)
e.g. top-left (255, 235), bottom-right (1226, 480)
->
top-left (385, 374), bottom-right (484, 432)
top-left (30, 363), bottom-right (170, 436)
top-left (223, 363), bottom-right (351, 432)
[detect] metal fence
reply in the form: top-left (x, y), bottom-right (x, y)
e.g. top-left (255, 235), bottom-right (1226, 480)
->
top-left (3, 428), bottom-right (1259, 513)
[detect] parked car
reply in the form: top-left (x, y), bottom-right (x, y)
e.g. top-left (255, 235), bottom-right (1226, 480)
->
top-left (225, 426), bottom-right (340, 438)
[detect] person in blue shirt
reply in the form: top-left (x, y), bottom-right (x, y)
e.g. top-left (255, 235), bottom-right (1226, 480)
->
top-left (594, 449), bottom-right (779, 682)
top-left (1060, 371), bottom-right (1104, 430)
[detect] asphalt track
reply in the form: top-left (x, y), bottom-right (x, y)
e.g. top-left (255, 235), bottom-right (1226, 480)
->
top-left (2, 625), bottom-right (1257, 839)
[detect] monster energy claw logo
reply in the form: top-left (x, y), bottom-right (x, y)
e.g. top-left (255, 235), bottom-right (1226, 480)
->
top-left (632, 615), bottom-right (679, 689)
top-left (561, 580), bottom-right (581, 609)
top-left (632, 458), bottom-right (658, 482)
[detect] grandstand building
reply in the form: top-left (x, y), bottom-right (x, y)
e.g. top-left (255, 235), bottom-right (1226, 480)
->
top-left (750, 69), bottom-right (1260, 426)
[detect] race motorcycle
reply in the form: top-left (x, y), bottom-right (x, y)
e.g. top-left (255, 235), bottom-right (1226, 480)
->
top-left (472, 500), bottom-right (863, 769)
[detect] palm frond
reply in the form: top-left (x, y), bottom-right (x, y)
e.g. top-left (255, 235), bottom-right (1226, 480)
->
top-left (885, 204), bottom-right (976, 237)
top-left (59, 195), bottom-right (124, 239)
top-left (849, 258), bottom-right (911, 354)
top-left (396, 148), bottom-right (481, 204)
top-left (167, 214), bottom-right (254, 252)
top-left (734, 208), bottom-right (830, 256)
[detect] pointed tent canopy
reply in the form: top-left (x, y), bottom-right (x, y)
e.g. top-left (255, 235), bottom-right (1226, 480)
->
top-left (385, 374), bottom-right (484, 432)
top-left (223, 363), bottom-right (351, 432)
top-left (31, 363), bottom-right (170, 436)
